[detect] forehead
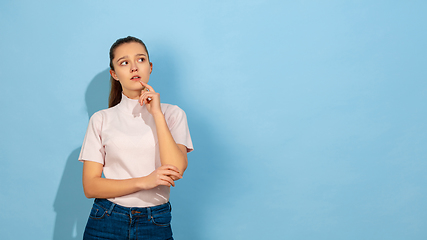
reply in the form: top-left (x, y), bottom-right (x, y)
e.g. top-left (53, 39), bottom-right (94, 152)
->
top-left (114, 42), bottom-right (147, 58)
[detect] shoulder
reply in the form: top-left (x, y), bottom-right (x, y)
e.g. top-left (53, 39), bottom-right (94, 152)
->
top-left (161, 103), bottom-right (186, 117)
top-left (89, 106), bottom-right (117, 123)
top-left (161, 104), bottom-right (189, 128)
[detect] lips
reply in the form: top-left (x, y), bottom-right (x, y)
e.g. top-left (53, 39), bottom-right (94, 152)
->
top-left (130, 75), bottom-right (141, 81)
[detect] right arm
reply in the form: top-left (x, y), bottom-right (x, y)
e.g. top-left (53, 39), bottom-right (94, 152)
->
top-left (82, 161), bottom-right (182, 199)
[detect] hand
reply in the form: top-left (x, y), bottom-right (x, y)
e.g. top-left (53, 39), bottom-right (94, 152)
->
top-left (141, 165), bottom-right (182, 190)
top-left (139, 81), bottom-right (161, 115)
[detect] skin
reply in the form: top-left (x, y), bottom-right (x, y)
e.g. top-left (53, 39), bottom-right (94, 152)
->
top-left (82, 42), bottom-right (188, 199)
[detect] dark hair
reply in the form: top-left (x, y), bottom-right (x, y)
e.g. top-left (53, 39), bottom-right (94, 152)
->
top-left (108, 36), bottom-right (150, 108)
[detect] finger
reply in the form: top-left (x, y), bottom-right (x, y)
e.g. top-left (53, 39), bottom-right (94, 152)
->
top-left (158, 168), bottom-right (180, 176)
top-left (141, 92), bottom-right (155, 103)
top-left (160, 175), bottom-right (175, 187)
top-left (160, 170), bottom-right (182, 179)
top-left (160, 164), bottom-right (180, 172)
top-left (140, 91), bottom-right (155, 99)
top-left (169, 175), bottom-right (181, 181)
top-left (158, 179), bottom-right (172, 187)
top-left (161, 164), bottom-right (179, 170)
top-left (139, 90), bottom-right (149, 105)
top-left (139, 94), bottom-right (146, 106)
top-left (140, 81), bottom-right (156, 93)
top-left (139, 92), bottom-right (154, 105)
top-left (139, 81), bottom-right (148, 92)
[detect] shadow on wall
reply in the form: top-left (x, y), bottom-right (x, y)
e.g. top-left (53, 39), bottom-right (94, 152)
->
top-left (52, 147), bottom-right (90, 240)
top-left (52, 70), bottom-right (110, 239)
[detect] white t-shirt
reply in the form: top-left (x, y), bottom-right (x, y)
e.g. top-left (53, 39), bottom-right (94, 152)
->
top-left (79, 93), bottom-right (193, 207)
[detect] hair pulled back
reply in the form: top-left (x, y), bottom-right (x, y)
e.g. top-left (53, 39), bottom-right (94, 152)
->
top-left (108, 36), bottom-right (150, 108)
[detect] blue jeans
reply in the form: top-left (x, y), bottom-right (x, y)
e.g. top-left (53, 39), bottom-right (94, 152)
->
top-left (83, 198), bottom-right (173, 240)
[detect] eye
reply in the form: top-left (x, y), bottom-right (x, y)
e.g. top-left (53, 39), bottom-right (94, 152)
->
top-left (138, 58), bottom-right (145, 62)
top-left (120, 61), bottom-right (128, 66)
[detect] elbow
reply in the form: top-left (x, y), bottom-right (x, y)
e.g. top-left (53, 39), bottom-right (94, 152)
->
top-left (179, 167), bottom-right (186, 177)
top-left (164, 159), bottom-right (187, 176)
top-left (82, 182), bottom-right (96, 199)
top-left (161, 152), bottom-right (188, 176)
top-left (84, 191), bottom-right (94, 199)
top-left (83, 188), bottom-right (94, 199)
top-left (179, 159), bottom-right (188, 176)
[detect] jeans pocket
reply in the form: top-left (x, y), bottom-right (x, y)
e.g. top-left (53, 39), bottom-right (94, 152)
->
top-left (89, 203), bottom-right (107, 220)
top-left (151, 210), bottom-right (172, 227)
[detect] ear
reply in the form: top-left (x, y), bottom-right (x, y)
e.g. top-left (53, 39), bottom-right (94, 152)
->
top-left (150, 62), bottom-right (153, 74)
top-left (110, 69), bottom-right (119, 80)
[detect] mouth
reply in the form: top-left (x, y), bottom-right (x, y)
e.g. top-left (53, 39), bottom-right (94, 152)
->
top-left (130, 75), bottom-right (141, 81)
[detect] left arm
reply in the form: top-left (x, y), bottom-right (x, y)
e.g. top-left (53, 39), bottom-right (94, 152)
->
top-left (153, 113), bottom-right (188, 175)
top-left (139, 82), bottom-right (188, 176)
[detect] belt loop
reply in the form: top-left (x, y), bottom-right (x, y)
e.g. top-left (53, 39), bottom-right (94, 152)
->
top-left (107, 202), bottom-right (116, 215)
top-left (168, 202), bottom-right (172, 212)
top-left (147, 207), bottom-right (152, 221)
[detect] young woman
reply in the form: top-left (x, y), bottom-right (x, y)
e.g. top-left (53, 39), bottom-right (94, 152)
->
top-left (79, 36), bottom-right (193, 240)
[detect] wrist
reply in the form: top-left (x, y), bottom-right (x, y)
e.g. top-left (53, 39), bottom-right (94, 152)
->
top-left (136, 176), bottom-right (148, 190)
top-left (152, 111), bottom-right (165, 120)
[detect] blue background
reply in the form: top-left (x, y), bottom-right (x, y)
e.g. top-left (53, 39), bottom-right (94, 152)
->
top-left (1, 0), bottom-right (426, 239)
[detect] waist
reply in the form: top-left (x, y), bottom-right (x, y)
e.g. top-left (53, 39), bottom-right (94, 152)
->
top-left (94, 198), bottom-right (171, 216)
top-left (105, 186), bottom-right (170, 207)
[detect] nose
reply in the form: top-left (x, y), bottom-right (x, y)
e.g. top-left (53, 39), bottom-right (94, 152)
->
top-left (130, 61), bottom-right (138, 72)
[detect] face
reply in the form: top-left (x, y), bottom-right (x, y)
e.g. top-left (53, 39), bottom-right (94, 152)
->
top-left (110, 42), bottom-right (152, 97)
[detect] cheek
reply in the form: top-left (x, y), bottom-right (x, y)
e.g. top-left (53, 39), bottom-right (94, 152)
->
top-left (140, 67), bottom-right (151, 76)
top-left (115, 69), bottom-right (128, 79)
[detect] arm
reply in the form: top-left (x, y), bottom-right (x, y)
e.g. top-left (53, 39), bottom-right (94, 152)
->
top-left (139, 81), bottom-right (188, 176)
top-left (82, 161), bottom-right (182, 199)
top-left (153, 113), bottom-right (188, 175)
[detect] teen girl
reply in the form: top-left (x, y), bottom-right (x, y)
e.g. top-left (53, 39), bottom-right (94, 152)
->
top-left (79, 36), bottom-right (193, 240)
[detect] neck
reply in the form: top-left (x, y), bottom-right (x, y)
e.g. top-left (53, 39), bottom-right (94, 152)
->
top-left (122, 90), bottom-right (141, 100)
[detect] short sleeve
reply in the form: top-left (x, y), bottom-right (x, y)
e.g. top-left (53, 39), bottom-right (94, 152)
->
top-left (78, 111), bottom-right (106, 164)
top-left (165, 105), bottom-right (194, 152)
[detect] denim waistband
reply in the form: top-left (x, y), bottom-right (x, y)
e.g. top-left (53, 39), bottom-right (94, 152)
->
top-left (94, 198), bottom-right (171, 218)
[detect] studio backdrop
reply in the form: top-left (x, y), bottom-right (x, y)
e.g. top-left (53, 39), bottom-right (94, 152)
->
top-left (0, 1), bottom-right (426, 239)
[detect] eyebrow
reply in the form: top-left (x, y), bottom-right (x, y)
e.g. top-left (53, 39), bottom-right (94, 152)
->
top-left (116, 53), bottom-right (147, 63)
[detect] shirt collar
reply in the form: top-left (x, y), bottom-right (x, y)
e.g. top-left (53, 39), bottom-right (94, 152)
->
top-left (117, 93), bottom-right (146, 117)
